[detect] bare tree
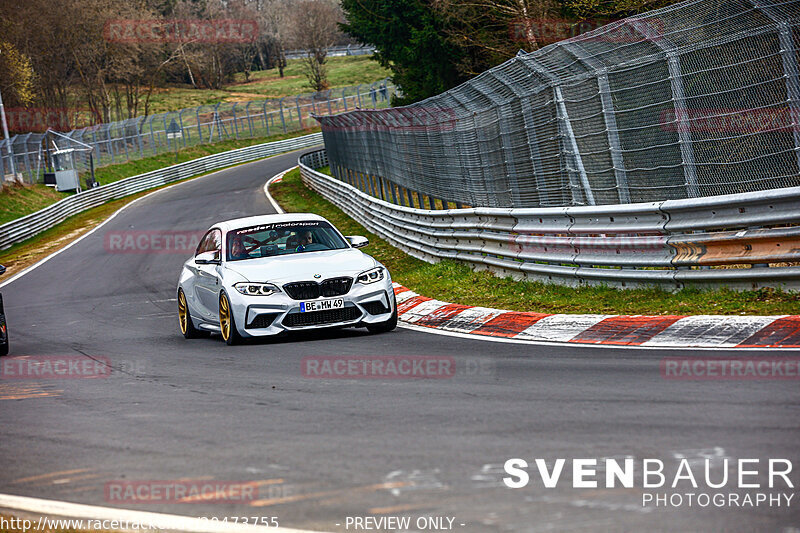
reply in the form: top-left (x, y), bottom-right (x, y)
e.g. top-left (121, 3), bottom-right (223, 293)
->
top-left (254, 0), bottom-right (290, 77)
top-left (287, 0), bottom-right (342, 91)
top-left (432, 0), bottom-right (560, 77)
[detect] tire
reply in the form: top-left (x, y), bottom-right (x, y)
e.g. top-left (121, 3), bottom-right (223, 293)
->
top-left (178, 289), bottom-right (203, 339)
top-left (219, 291), bottom-right (242, 345)
top-left (367, 294), bottom-right (398, 334)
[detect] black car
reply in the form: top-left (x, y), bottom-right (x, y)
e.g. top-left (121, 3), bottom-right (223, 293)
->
top-left (0, 265), bottom-right (7, 356)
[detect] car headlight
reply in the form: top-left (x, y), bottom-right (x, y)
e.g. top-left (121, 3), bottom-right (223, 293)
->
top-left (234, 282), bottom-right (280, 296)
top-left (357, 267), bottom-right (385, 284)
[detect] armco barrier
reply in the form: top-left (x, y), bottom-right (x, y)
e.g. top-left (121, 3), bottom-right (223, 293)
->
top-left (299, 149), bottom-right (800, 291)
top-left (0, 133), bottom-right (323, 250)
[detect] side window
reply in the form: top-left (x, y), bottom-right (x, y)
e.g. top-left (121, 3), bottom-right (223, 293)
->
top-left (209, 230), bottom-right (222, 254)
top-left (195, 229), bottom-right (221, 256)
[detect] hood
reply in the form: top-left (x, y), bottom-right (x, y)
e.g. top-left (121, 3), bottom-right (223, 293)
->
top-left (225, 248), bottom-right (378, 283)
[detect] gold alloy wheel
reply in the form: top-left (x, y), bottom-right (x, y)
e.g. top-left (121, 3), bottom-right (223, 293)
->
top-left (219, 293), bottom-right (231, 341)
top-left (178, 290), bottom-right (188, 334)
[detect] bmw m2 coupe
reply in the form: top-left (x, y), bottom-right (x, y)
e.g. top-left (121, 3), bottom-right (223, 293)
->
top-left (177, 214), bottom-right (397, 345)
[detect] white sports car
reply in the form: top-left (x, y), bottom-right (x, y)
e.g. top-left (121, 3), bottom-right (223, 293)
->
top-left (177, 213), bottom-right (397, 345)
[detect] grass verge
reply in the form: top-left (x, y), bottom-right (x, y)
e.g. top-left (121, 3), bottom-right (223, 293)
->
top-left (0, 128), bottom-right (319, 226)
top-left (147, 56), bottom-right (390, 113)
top-left (270, 168), bottom-right (798, 315)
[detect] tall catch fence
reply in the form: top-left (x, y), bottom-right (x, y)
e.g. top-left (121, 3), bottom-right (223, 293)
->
top-left (0, 80), bottom-right (393, 186)
top-left (317, 0), bottom-right (800, 208)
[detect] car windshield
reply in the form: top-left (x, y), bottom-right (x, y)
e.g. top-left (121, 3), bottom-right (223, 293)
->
top-left (226, 220), bottom-right (349, 261)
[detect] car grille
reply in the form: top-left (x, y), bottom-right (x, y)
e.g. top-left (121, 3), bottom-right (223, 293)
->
top-left (247, 313), bottom-right (279, 329)
top-left (362, 300), bottom-right (390, 315)
top-left (321, 277), bottom-right (353, 297)
top-left (283, 277), bottom-right (353, 300)
top-left (283, 306), bottom-right (361, 327)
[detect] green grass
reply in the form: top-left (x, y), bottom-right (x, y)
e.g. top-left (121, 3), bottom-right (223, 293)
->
top-left (0, 184), bottom-right (66, 225)
top-left (271, 168), bottom-right (799, 315)
top-left (146, 56), bottom-right (390, 114)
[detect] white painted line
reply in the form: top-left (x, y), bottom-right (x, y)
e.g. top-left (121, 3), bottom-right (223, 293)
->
top-left (263, 167), bottom-right (297, 215)
top-left (0, 493), bottom-right (323, 533)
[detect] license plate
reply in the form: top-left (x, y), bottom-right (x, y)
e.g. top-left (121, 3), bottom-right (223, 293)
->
top-left (300, 299), bottom-right (344, 312)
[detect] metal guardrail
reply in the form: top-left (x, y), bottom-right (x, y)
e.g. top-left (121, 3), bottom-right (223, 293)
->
top-left (299, 149), bottom-right (800, 291)
top-left (0, 133), bottom-right (323, 250)
top-left (283, 45), bottom-right (375, 60)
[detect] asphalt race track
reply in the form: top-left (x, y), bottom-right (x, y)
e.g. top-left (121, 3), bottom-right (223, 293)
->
top-left (1, 150), bottom-right (799, 532)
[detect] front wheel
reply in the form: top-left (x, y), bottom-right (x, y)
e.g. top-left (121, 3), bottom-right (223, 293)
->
top-left (366, 295), bottom-right (398, 334)
top-left (219, 291), bottom-right (242, 345)
top-left (178, 289), bottom-right (204, 339)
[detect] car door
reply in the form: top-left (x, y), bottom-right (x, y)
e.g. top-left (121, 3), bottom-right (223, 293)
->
top-left (193, 229), bottom-right (223, 321)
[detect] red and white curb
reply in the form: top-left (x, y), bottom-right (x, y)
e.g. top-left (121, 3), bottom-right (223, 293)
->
top-left (392, 284), bottom-right (800, 349)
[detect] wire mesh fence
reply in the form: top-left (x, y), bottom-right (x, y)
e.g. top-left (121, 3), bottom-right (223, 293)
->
top-left (317, 0), bottom-right (800, 208)
top-left (0, 79), bottom-right (394, 187)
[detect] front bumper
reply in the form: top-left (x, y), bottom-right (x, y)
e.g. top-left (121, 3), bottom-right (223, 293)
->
top-left (228, 279), bottom-right (395, 337)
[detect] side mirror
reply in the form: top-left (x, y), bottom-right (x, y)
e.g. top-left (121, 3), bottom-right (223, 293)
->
top-left (195, 250), bottom-right (221, 265)
top-left (346, 236), bottom-right (369, 249)
top-left (0, 265), bottom-right (5, 275)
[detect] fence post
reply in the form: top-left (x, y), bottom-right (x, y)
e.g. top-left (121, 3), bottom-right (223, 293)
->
top-left (749, 0), bottom-right (800, 174)
top-left (279, 97), bottom-right (287, 133)
top-left (244, 102), bottom-right (254, 138)
top-left (295, 96), bottom-right (304, 129)
top-left (627, 20), bottom-right (699, 198)
top-left (564, 42), bottom-right (631, 203)
top-left (232, 103), bottom-right (240, 139)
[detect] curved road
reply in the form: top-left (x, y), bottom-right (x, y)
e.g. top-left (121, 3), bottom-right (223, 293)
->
top-left (1, 150), bottom-right (799, 532)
